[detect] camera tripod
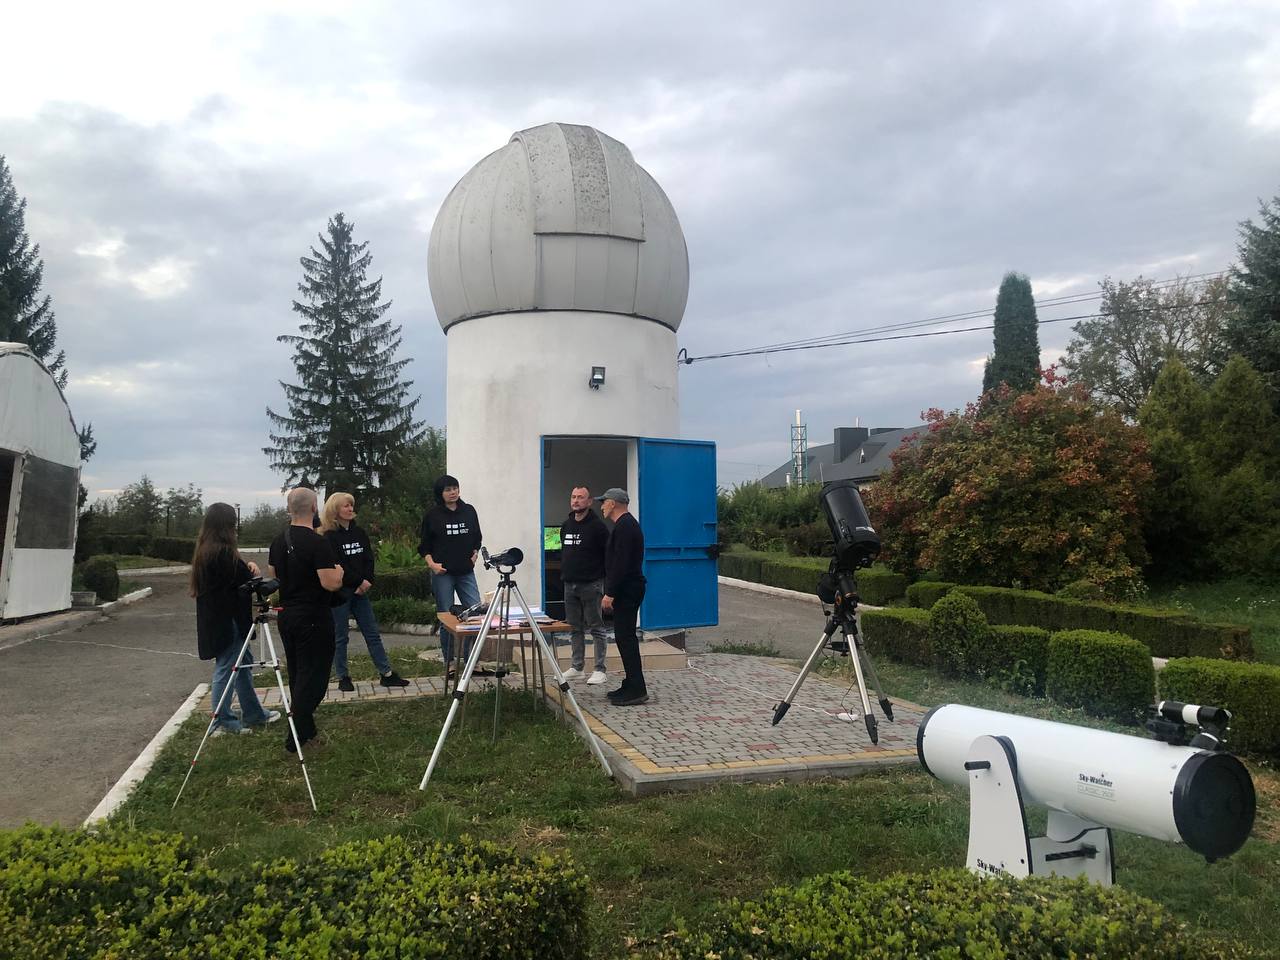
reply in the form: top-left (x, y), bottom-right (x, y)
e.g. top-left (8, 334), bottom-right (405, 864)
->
top-left (419, 558), bottom-right (613, 790)
top-left (173, 599), bottom-right (318, 812)
top-left (770, 567), bottom-right (894, 743)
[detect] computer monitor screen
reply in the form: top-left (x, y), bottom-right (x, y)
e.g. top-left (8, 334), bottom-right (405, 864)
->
top-left (543, 526), bottom-right (562, 551)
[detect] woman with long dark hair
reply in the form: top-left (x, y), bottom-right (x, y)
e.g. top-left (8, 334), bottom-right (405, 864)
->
top-left (191, 502), bottom-right (279, 735)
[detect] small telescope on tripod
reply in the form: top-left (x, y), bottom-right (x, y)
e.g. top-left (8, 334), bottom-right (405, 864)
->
top-left (771, 480), bottom-right (895, 743)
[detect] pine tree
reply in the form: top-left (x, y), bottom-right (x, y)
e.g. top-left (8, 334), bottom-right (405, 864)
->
top-left (0, 155), bottom-right (66, 387)
top-left (982, 272), bottom-right (1041, 395)
top-left (1224, 193), bottom-right (1280, 408)
top-left (265, 213), bottom-right (424, 496)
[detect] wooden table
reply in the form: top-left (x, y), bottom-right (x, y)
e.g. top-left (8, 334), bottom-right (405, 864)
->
top-left (436, 612), bottom-right (572, 701)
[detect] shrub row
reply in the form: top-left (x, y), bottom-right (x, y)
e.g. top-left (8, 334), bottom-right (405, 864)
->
top-left (865, 596), bottom-right (1155, 721)
top-left (75, 556), bottom-right (120, 602)
top-left (1160, 657), bottom-right (1280, 755)
top-left (719, 550), bottom-right (908, 605)
top-left (905, 582), bottom-right (1252, 660)
top-left (650, 868), bottom-right (1250, 959)
top-left (372, 567), bottom-right (434, 601)
top-left (0, 826), bottom-right (589, 960)
top-left (370, 596), bottom-right (437, 626)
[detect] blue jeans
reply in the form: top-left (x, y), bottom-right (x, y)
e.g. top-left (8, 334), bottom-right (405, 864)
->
top-left (332, 591), bottom-right (393, 677)
top-left (432, 570), bottom-right (480, 665)
top-left (210, 629), bottom-right (270, 732)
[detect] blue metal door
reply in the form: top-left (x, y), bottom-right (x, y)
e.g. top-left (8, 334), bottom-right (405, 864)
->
top-left (638, 438), bottom-right (718, 629)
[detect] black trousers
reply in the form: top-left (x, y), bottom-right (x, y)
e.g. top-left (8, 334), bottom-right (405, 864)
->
top-left (612, 580), bottom-right (647, 692)
top-left (278, 606), bottom-right (336, 744)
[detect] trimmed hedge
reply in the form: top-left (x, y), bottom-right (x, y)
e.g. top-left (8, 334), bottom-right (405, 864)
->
top-left (372, 567), bottom-right (434, 601)
top-left (719, 549), bottom-right (908, 605)
top-left (985, 624), bottom-right (1051, 696)
top-left (1047, 629), bottom-right (1156, 722)
top-left (150, 536), bottom-right (197, 562)
top-left (0, 826), bottom-right (589, 960)
top-left (929, 592), bottom-right (991, 678)
top-left (370, 596), bottom-right (437, 626)
top-left (98, 532), bottom-right (151, 556)
top-left (952, 585), bottom-right (1252, 661)
top-left (1160, 657), bottom-right (1280, 756)
top-left (77, 556), bottom-right (119, 602)
top-left (905, 580), bottom-right (956, 609)
top-left (861, 607), bottom-right (932, 666)
top-left (651, 868), bottom-right (1251, 959)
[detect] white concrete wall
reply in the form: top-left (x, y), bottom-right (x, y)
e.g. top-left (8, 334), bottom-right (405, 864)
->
top-left (447, 310), bottom-right (678, 601)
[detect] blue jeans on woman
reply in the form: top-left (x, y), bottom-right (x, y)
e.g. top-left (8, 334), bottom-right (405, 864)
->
top-left (210, 629), bottom-right (271, 733)
top-left (432, 570), bottom-right (481, 666)
top-left (332, 591), bottom-right (393, 678)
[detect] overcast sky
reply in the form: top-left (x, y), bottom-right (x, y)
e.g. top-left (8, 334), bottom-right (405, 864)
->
top-left (3, 1), bottom-right (1278, 506)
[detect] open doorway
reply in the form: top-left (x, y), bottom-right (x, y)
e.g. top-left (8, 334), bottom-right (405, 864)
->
top-left (0, 451), bottom-right (16, 594)
top-left (541, 437), bottom-right (629, 615)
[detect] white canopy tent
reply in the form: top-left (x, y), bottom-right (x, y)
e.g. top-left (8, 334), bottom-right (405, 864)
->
top-left (0, 342), bottom-right (81, 620)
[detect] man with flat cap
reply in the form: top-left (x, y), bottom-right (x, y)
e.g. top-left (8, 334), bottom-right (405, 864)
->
top-left (596, 487), bottom-right (648, 705)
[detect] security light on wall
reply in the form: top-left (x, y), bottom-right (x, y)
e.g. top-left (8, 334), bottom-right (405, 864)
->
top-left (589, 366), bottom-right (606, 390)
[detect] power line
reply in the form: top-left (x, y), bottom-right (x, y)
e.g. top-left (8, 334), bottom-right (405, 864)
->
top-left (677, 270), bottom-right (1228, 365)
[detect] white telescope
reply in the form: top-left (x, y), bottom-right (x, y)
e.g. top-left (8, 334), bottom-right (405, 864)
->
top-left (917, 704), bottom-right (1256, 885)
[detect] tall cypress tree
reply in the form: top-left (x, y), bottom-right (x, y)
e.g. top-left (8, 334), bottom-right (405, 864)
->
top-left (982, 272), bottom-right (1041, 395)
top-left (0, 155), bottom-right (66, 387)
top-left (1224, 193), bottom-right (1280, 409)
top-left (265, 213), bottom-right (424, 496)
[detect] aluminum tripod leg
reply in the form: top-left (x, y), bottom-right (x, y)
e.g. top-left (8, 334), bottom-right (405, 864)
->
top-left (173, 622), bottom-right (256, 808)
top-left (841, 620), bottom-right (879, 743)
top-left (420, 589), bottom-right (509, 789)
top-left (173, 616), bottom-right (317, 811)
top-left (771, 617), bottom-right (839, 726)
top-left (855, 631), bottom-right (894, 724)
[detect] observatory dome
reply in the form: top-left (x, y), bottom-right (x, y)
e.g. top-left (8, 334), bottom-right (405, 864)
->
top-left (428, 122), bottom-right (689, 332)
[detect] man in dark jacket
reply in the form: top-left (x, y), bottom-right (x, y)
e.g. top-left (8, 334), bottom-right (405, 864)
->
top-left (267, 487), bottom-right (345, 752)
top-left (597, 487), bottom-right (647, 706)
top-left (560, 485), bottom-right (610, 685)
top-left (417, 474), bottom-right (483, 674)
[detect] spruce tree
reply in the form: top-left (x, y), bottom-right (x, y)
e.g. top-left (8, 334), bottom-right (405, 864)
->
top-left (265, 213), bottom-right (424, 496)
top-left (982, 272), bottom-right (1041, 395)
top-left (1224, 193), bottom-right (1280, 408)
top-left (0, 155), bottom-right (66, 387)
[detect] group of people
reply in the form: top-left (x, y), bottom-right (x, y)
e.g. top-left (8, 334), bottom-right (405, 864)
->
top-left (189, 473), bottom-right (650, 753)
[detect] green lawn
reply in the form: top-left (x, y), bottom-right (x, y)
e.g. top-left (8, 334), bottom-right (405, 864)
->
top-left (98, 554), bottom-right (186, 568)
top-left (115, 657), bottom-right (1277, 958)
top-left (1147, 578), bottom-right (1280, 665)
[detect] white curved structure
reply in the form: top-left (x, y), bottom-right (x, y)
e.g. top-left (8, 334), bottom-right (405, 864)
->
top-left (428, 123), bottom-right (714, 622)
top-left (0, 342), bottom-right (82, 619)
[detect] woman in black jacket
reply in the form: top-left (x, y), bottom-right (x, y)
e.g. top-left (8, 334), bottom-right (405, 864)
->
top-left (321, 493), bottom-right (409, 691)
top-left (191, 502), bottom-right (278, 735)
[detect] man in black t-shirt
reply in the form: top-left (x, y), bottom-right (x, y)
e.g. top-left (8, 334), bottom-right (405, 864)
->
top-left (268, 487), bottom-right (345, 752)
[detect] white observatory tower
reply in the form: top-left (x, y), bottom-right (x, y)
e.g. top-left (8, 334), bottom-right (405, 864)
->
top-left (427, 122), bottom-right (717, 628)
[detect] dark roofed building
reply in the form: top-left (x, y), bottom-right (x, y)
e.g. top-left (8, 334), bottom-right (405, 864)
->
top-left (760, 424), bottom-right (923, 489)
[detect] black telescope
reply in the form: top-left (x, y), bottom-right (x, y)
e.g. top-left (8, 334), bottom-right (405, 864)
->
top-left (820, 480), bottom-right (880, 572)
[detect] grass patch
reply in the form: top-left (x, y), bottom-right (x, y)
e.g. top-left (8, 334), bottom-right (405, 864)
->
top-left (118, 579), bottom-right (146, 596)
top-left (708, 640), bottom-right (780, 657)
top-left (252, 645), bottom-right (444, 688)
top-left (1147, 578), bottom-right (1280, 665)
top-left (113, 662), bottom-right (1277, 958)
top-left (97, 554), bottom-right (185, 568)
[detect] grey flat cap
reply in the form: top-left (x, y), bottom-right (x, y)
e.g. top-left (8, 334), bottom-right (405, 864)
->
top-left (594, 487), bottom-right (630, 504)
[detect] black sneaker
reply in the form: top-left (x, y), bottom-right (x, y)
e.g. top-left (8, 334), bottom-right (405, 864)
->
top-left (337, 676), bottom-right (355, 692)
top-left (611, 691), bottom-right (649, 706)
top-left (380, 672), bottom-right (410, 688)
top-left (284, 736), bottom-right (297, 754)
top-left (606, 686), bottom-right (630, 701)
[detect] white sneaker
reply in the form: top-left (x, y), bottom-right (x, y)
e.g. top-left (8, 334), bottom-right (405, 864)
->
top-left (562, 667), bottom-right (585, 680)
top-left (586, 670), bottom-right (608, 685)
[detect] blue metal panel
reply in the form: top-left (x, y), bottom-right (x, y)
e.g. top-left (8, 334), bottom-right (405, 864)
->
top-left (637, 438), bottom-right (718, 629)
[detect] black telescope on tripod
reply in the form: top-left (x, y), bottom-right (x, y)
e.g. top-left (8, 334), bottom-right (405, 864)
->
top-left (771, 480), bottom-right (895, 743)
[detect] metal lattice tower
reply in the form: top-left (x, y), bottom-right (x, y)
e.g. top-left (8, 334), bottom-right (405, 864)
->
top-left (790, 409), bottom-right (809, 485)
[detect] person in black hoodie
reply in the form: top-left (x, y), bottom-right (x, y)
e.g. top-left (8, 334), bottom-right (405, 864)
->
top-left (559, 485), bottom-right (610, 684)
top-left (191, 502), bottom-right (279, 736)
top-left (597, 487), bottom-right (648, 706)
top-left (417, 474), bottom-right (483, 674)
top-left (321, 493), bottom-right (409, 691)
